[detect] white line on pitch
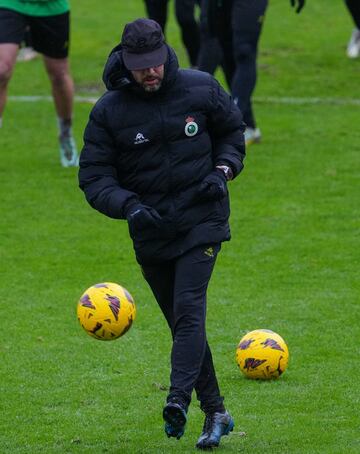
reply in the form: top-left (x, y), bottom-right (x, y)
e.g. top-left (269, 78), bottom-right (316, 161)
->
top-left (8, 95), bottom-right (98, 104)
top-left (255, 96), bottom-right (360, 106)
top-left (8, 95), bottom-right (360, 106)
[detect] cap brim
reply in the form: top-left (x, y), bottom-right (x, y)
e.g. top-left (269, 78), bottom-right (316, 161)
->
top-left (123, 44), bottom-right (168, 71)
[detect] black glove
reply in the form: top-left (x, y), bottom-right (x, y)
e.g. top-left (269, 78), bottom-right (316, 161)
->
top-left (290, 0), bottom-right (305, 13)
top-left (125, 202), bottom-right (162, 232)
top-left (198, 169), bottom-right (228, 201)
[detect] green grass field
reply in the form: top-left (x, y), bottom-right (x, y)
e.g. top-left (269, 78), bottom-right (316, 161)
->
top-left (0, 1), bottom-right (359, 452)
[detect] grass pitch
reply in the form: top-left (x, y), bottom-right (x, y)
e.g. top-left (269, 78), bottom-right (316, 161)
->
top-left (0, 1), bottom-right (359, 452)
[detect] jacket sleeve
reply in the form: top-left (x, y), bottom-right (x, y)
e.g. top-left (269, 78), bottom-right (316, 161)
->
top-left (78, 103), bottom-right (138, 219)
top-left (207, 78), bottom-right (246, 178)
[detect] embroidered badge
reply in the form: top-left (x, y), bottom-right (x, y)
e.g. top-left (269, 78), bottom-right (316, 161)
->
top-left (184, 116), bottom-right (199, 137)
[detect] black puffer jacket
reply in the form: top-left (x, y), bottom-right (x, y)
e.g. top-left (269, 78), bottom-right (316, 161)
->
top-left (79, 44), bottom-right (245, 265)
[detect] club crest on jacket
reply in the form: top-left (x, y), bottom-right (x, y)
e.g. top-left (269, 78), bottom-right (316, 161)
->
top-left (184, 116), bottom-right (198, 137)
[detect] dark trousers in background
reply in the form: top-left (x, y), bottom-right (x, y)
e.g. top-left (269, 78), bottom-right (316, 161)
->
top-left (345, 0), bottom-right (360, 28)
top-left (144, 0), bottom-right (168, 30)
top-left (223, 0), bottom-right (268, 128)
top-left (198, 0), bottom-right (234, 86)
top-left (199, 0), bottom-right (268, 128)
top-left (144, 0), bottom-right (201, 66)
top-left (141, 243), bottom-right (225, 414)
top-left (231, 0), bottom-right (268, 128)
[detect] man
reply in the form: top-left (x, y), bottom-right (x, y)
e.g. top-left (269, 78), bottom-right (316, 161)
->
top-left (200, 0), bottom-right (305, 145)
top-left (0, 0), bottom-right (78, 167)
top-left (78, 18), bottom-right (245, 450)
top-left (144, 0), bottom-right (201, 67)
top-left (345, 0), bottom-right (360, 58)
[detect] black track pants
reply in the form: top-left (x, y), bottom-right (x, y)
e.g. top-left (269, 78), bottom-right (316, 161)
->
top-left (210, 0), bottom-right (268, 128)
top-left (198, 0), bottom-right (234, 87)
top-left (141, 243), bottom-right (225, 414)
top-left (143, 0), bottom-right (168, 31)
top-left (175, 0), bottom-right (201, 66)
top-left (144, 0), bottom-right (201, 66)
top-left (345, 0), bottom-right (360, 29)
top-left (231, 0), bottom-right (268, 128)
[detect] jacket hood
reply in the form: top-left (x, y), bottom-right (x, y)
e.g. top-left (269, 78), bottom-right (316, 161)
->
top-left (102, 43), bottom-right (179, 93)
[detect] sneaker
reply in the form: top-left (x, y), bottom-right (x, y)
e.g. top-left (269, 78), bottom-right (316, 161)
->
top-left (17, 47), bottom-right (38, 62)
top-left (347, 28), bottom-right (360, 58)
top-left (245, 127), bottom-right (261, 146)
top-left (163, 402), bottom-right (187, 440)
top-left (196, 411), bottom-right (234, 450)
top-left (59, 134), bottom-right (79, 167)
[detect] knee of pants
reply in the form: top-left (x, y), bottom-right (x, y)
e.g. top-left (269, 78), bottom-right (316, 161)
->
top-left (233, 42), bottom-right (256, 64)
top-left (173, 301), bottom-right (205, 333)
top-left (174, 314), bottom-right (205, 339)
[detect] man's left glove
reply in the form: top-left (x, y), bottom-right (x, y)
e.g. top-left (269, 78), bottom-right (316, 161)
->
top-left (290, 0), bottom-right (305, 13)
top-left (198, 169), bottom-right (228, 201)
top-left (125, 202), bottom-right (162, 232)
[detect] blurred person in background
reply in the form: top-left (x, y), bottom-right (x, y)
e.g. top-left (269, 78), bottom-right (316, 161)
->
top-left (0, 0), bottom-right (78, 167)
top-left (345, 0), bottom-right (360, 58)
top-left (144, 0), bottom-right (201, 67)
top-left (199, 0), bottom-right (305, 146)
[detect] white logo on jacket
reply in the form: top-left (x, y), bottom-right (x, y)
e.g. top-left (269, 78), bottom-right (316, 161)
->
top-left (134, 132), bottom-right (149, 145)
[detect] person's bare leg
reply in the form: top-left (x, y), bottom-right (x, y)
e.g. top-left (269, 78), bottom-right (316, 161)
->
top-left (43, 55), bottom-right (74, 119)
top-left (43, 55), bottom-right (78, 166)
top-left (0, 43), bottom-right (19, 127)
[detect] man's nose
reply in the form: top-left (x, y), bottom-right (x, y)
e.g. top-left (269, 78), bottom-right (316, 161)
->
top-left (145, 67), bottom-right (157, 75)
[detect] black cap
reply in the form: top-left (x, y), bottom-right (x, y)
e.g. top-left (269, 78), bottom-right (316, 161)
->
top-left (121, 18), bottom-right (167, 71)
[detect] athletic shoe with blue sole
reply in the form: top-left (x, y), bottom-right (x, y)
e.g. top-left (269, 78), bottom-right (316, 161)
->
top-left (163, 402), bottom-right (187, 440)
top-left (196, 411), bottom-right (234, 450)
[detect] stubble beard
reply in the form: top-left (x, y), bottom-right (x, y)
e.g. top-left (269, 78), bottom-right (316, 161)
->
top-left (142, 79), bottom-right (162, 93)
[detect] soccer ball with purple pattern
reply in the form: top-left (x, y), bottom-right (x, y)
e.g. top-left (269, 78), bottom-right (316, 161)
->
top-left (77, 282), bottom-right (136, 340)
top-left (236, 329), bottom-right (289, 379)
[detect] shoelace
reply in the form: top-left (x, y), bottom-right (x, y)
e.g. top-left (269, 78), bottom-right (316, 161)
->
top-left (202, 413), bottom-right (215, 434)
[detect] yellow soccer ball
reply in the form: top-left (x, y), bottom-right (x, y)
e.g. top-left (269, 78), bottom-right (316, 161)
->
top-left (77, 282), bottom-right (136, 341)
top-left (236, 329), bottom-right (289, 379)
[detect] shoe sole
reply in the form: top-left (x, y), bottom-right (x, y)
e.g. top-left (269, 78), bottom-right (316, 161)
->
top-left (246, 137), bottom-right (261, 146)
top-left (163, 404), bottom-right (187, 429)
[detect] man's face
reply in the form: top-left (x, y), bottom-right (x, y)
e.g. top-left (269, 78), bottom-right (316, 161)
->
top-left (131, 65), bottom-right (164, 92)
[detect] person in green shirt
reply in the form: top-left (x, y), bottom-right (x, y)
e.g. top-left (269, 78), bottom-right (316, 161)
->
top-left (0, 0), bottom-right (78, 167)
